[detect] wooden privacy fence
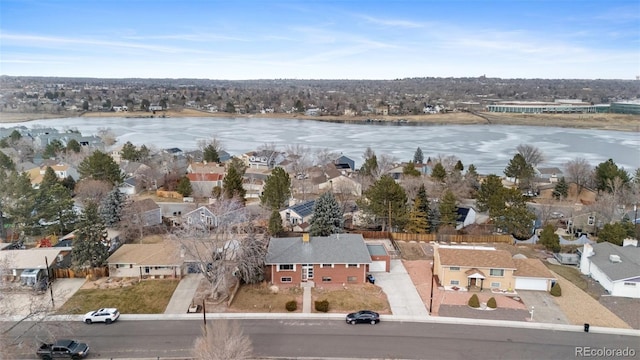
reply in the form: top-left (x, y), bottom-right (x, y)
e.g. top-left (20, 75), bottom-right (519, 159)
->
top-left (53, 267), bottom-right (109, 279)
top-left (350, 231), bottom-right (514, 244)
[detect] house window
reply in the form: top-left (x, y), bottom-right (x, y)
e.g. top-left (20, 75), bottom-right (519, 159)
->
top-left (281, 277), bottom-right (292, 283)
top-left (285, 212), bottom-right (290, 220)
top-left (624, 282), bottom-right (636, 286)
top-left (129, 264), bottom-right (133, 269)
top-left (144, 267), bottom-right (150, 274)
top-left (450, 267), bottom-right (460, 271)
top-left (321, 264), bottom-right (333, 268)
top-left (347, 276), bottom-right (357, 283)
top-left (450, 280), bottom-right (459, 285)
top-left (322, 276), bottom-right (332, 282)
top-left (347, 264), bottom-right (358, 268)
top-left (278, 264), bottom-right (294, 271)
top-left (491, 282), bottom-right (501, 288)
top-left (489, 269), bottom-right (504, 277)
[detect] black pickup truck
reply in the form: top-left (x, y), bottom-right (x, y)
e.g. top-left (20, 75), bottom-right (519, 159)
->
top-left (36, 339), bottom-right (89, 359)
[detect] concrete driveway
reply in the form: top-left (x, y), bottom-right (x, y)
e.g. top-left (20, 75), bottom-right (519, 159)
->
top-left (374, 260), bottom-right (429, 318)
top-left (516, 290), bottom-right (569, 324)
top-left (0, 278), bottom-right (86, 316)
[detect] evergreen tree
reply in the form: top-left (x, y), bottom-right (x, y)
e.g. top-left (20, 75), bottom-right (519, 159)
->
top-left (100, 188), bottom-right (125, 227)
top-left (78, 150), bottom-right (124, 185)
top-left (203, 144), bottom-right (220, 163)
top-left (9, 130), bottom-right (22, 143)
top-left (61, 175), bottom-right (76, 191)
top-left (476, 174), bottom-right (505, 216)
top-left (504, 153), bottom-right (534, 187)
top-left (72, 202), bottom-right (109, 269)
top-left (494, 189), bottom-right (536, 239)
top-left (309, 192), bottom-right (344, 236)
top-left (268, 210), bottom-right (284, 236)
top-left (438, 190), bottom-right (458, 228)
top-left (553, 177), bottom-right (569, 200)
top-left (223, 159), bottom-right (246, 203)
top-left (539, 224), bottom-right (560, 252)
top-left (431, 163), bottom-right (447, 182)
top-left (43, 139), bottom-right (64, 158)
top-left (598, 222), bottom-right (635, 246)
top-left (120, 141), bottom-right (139, 161)
top-left (594, 159), bottom-right (630, 193)
top-left (454, 160), bottom-right (464, 172)
top-left (260, 167), bottom-right (291, 211)
top-left (176, 176), bottom-right (193, 197)
top-left (40, 166), bottom-right (59, 190)
top-left (465, 164), bottom-right (480, 190)
top-left (416, 184), bottom-right (430, 215)
top-left (66, 139), bottom-right (81, 153)
top-left (0, 151), bottom-right (15, 171)
top-left (360, 149), bottom-right (378, 178)
top-left (39, 183), bottom-right (77, 235)
top-left (413, 147), bottom-right (424, 164)
top-left (358, 175), bottom-right (408, 231)
top-left (403, 161), bottom-right (421, 177)
top-left (405, 197), bottom-right (429, 233)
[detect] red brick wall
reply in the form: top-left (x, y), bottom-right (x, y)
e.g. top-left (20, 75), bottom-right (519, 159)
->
top-left (268, 264), bottom-right (367, 285)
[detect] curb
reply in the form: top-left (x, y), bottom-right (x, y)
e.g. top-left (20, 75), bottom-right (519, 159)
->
top-left (5, 313), bottom-right (638, 337)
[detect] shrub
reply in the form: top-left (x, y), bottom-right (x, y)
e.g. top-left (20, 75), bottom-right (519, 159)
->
top-left (285, 300), bottom-right (297, 312)
top-left (550, 282), bottom-right (562, 297)
top-left (468, 294), bottom-right (480, 308)
top-left (487, 297), bottom-right (497, 309)
top-left (315, 299), bottom-right (329, 312)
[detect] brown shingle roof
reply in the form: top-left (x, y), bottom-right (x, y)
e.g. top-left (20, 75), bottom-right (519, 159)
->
top-left (438, 248), bottom-right (516, 269)
top-left (107, 242), bottom-right (181, 265)
top-left (132, 198), bottom-right (159, 212)
top-left (513, 258), bottom-right (556, 279)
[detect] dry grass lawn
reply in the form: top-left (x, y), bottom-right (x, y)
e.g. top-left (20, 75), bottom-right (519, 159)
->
top-left (229, 283), bottom-right (304, 313)
top-left (397, 241), bottom-right (429, 260)
top-left (312, 284), bottom-right (390, 314)
top-left (549, 270), bottom-right (631, 329)
top-left (57, 279), bottom-right (179, 314)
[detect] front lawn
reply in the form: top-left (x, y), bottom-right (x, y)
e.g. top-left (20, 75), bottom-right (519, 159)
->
top-left (229, 283), bottom-right (304, 312)
top-left (312, 284), bottom-right (390, 313)
top-left (57, 279), bottom-right (179, 314)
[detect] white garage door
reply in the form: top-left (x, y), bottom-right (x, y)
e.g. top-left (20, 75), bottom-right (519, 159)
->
top-left (515, 278), bottom-right (547, 291)
top-left (369, 261), bottom-right (386, 272)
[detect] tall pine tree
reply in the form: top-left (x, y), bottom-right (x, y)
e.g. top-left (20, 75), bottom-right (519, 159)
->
top-left (72, 202), bottom-right (109, 269)
top-left (438, 190), bottom-right (458, 229)
top-left (309, 192), bottom-right (343, 236)
top-left (100, 188), bottom-right (125, 227)
top-left (405, 197), bottom-right (429, 234)
top-left (260, 167), bottom-right (291, 211)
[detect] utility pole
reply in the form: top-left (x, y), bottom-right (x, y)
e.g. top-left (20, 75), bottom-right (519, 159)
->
top-left (45, 256), bottom-right (54, 308)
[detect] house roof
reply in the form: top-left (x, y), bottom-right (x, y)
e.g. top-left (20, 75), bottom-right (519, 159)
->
top-left (131, 198), bottom-right (159, 212)
top-left (589, 242), bottom-right (640, 281)
top-left (0, 248), bottom-right (63, 269)
top-left (438, 247), bottom-right (516, 269)
top-left (265, 233), bottom-right (372, 265)
top-left (107, 242), bottom-right (181, 265)
top-left (287, 200), bottom-right (316, 218)
top-left (187, 173), bottom-right (223, 182)
top-left (513, 258), bottom-right (556, 279)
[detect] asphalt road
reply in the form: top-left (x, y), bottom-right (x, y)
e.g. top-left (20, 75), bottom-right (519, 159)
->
top-left (9, 319), bottom-right (639, 360)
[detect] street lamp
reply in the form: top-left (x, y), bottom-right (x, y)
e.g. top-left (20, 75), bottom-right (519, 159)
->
top-left (530, 306), bottom-right (535, 321)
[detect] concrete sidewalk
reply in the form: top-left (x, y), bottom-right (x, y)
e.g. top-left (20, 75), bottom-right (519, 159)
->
top-left (164, 273), bottom-right (202, 314)
top-left (375, 260), bottom-right (429, 318)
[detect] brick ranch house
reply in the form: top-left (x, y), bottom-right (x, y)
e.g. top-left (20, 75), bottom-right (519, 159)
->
top-left (264, 233), bottom-right (373, 286)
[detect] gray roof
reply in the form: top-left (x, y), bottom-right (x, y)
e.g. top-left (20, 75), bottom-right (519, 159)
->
top-left (265, 234), bottom-right (372, 265)
top-left (590, 242), bottom-right (640, 281)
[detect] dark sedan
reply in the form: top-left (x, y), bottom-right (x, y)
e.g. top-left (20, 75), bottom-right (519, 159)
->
top-left (345, 310), bottom-right (380, 325)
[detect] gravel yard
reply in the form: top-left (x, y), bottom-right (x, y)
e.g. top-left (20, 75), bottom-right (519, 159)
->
top-left (549, 270), bottom-right (631, 329)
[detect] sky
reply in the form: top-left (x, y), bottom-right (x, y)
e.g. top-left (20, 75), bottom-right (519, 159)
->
top-left (0, 0), bottom-right (639, 80)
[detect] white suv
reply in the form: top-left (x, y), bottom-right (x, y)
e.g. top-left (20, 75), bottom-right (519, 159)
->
top-left (83, 308), bottom-right (120, 324)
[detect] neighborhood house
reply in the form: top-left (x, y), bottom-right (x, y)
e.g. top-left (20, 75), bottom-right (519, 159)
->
top-left (265, 233), bottom-right (372, 286)
top-left (580, 242), bottom-right (640, 298)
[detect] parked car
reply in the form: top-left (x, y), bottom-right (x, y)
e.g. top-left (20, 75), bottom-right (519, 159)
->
top-left (36, 339), bottom-right (89, 359)
top-left (345, 310), bottom-right (380, 325)
top-left (366, 273), bottom-right (375, 284)
top-left (83, 308), bottom-right (120, 324)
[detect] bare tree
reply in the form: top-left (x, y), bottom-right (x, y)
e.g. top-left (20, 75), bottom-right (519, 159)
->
top-left (564, 157), bottom-right (594, 198)
top-left (172, 198), bottom-right (266, 301)
top-left (74, 179), bottom-right (113, 204)
top-left (193, 320), bottom-right (252, 360)
top-left (285, 144), bottom-right (313, 177)
top-left (516, 144), bottom-right (545, 167)
top-left (96, 127), bottom-right (116, 147)
top-left (314, 147), bottom-right (339, 167)
top-left (197, 136), bottom-right (224, 153)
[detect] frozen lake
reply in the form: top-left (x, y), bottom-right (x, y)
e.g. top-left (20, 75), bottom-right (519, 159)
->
top-left (3, 117), bottom-right (639, 174)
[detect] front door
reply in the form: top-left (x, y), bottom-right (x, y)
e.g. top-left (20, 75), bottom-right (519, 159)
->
top-left (301, 264), bottom-right (314, 281)
top-left (470, 278), bottom-right (476, 287)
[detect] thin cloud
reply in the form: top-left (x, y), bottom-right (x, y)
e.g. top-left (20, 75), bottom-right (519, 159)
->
top-left (358, 14), bottom-right (425, 29)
